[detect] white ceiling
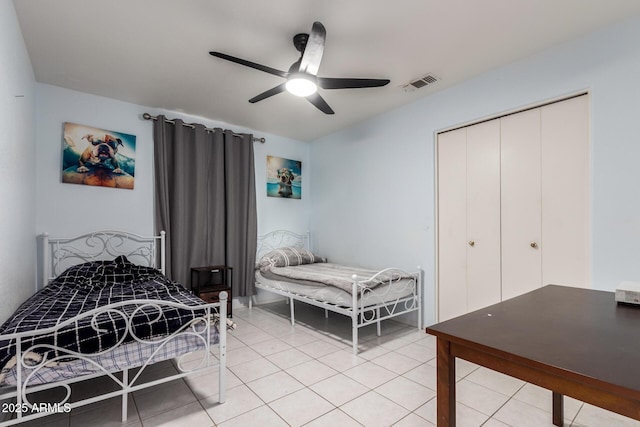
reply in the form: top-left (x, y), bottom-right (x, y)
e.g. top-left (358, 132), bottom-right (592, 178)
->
top-left (13, 0), bottom-right (640, 141)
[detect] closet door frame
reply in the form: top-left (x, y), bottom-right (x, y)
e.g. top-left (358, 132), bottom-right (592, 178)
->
top-left (434, 91), bottom-right (591, 322)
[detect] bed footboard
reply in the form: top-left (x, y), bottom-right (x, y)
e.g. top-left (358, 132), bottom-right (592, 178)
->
top-left (255, 266), bottom-right (421, 355)
top-left (0, 295), bottom-right (227, 426)
top-left (350, 268), bottom-right (421, 354)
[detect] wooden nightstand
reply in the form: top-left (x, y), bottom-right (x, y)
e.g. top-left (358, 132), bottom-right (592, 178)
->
top-left (191, 265), bottom-right (232, 317)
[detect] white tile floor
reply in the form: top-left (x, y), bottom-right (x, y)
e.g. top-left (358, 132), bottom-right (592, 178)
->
top-left (14, 301), bottom-right (640, 427)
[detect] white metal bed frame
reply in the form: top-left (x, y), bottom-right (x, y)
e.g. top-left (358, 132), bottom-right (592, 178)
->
top-left (0, 230), bottom-right (227, 426)
top-left (251, 230), bottom-right (421, 354)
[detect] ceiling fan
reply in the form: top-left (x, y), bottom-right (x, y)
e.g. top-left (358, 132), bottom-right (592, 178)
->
top-left (209, 21), bottom-right (390, 115)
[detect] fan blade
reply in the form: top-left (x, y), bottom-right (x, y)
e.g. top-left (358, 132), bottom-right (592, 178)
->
top-left (318, 77), bottom-right (390, 89)
top-left (209, 52), bottom-right (288, 78)
top-left (248, 83), bottom-right (287, 103)
top-left (306, 92), bottom-right (334, 114)
top-left (299, 22), bottom-right (326, 76)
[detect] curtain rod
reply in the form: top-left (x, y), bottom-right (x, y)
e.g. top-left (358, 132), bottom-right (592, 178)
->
top-left (142, 113), bottom-right (265, 143)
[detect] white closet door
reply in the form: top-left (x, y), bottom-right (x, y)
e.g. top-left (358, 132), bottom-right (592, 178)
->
top-left (437, 128), bottom-right (468, 321)
top-left (541, 95), bottom-right (590, 287)
top-left (466, 119), bottom-right (502, 311)
top-left (501, 109), bottom-right (542, 300)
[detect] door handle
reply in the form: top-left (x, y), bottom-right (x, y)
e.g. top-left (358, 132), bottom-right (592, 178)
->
top-left (530, 242), bottom-right (538, 249)
top-left (468, 241), bottom-right (475, 247)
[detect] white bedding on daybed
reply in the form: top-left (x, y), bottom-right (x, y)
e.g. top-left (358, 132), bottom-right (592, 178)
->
top-left (255, 266), bottom-right (414, 308)
top-left (253, 231), bottom-right (421, 355)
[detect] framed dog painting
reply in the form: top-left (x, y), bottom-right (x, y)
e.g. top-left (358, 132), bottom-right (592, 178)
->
top-left (267, 156), bottom-right (301, 199)
top-left (61, 122), bottom-right (136, 189)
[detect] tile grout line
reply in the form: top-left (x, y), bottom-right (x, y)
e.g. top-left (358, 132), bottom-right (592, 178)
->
top-left (477, 381), bottom-right (527, 427)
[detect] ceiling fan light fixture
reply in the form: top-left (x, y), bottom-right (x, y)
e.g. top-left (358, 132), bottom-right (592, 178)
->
top-left (285, 73), bottom-right (317, 97)
top-left (209, 21), bottom-right (389, 114)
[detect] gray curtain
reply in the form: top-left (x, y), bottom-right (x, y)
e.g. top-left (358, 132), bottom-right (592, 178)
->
top-left (153, 116), bottom-right (257, 297)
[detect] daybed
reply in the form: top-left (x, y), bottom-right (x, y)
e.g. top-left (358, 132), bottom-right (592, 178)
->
top-left (252, 230), bottom-right (421, 354)
top-left (0, 230), bottom-right (227, 426)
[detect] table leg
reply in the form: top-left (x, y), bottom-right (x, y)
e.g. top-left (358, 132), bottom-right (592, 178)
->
top-left (552, 391), bottom-right (564, 426)
top-left (436, 338), bottom-right (456, 427)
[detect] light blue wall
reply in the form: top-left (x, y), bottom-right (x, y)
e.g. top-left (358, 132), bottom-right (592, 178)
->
top-left (35, 84), bottom-right (157, 236)
top-left (0, 0), bottom-right (36, 321)
top-left (35, 84), bottom-right (311, 239)
top-left (310, 16), bottom-right (640, 326)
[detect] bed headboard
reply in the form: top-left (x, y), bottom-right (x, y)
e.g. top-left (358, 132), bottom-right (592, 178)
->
top-left (256, 230), bottom-right (310, 259)
top-left (41, 230), bottom-right (166, 287)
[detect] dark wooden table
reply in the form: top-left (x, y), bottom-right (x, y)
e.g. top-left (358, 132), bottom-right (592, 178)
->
top-left (426, 285), bottom-right (640, 426)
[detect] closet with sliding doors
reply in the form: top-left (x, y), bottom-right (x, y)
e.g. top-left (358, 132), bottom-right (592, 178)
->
top-left (436, 94), bottom-right (589, 321)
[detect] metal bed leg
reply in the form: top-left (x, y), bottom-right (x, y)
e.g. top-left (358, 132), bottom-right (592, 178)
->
top-left (352, 274), bottom-right (360, 355)
top-left (248, 296), bottom-right (252, 309)
top-left (325, 309), bottom-right (329, 319)
top-left (352, 317), bottom-right (359, 355)
top-left (376, 308), bottom-right (381, 337)
top-left (122, 368), bottom-right (128, 422)
top-left (290, 297), bottom-right (295, 326)
top-left (417, 268), bottom-right (422, 331)
top-left (219, 292), bottom-right (228, 404)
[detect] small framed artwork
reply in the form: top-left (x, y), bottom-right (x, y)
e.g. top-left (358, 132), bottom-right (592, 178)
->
top-left (61, 122), bottom-right (136, 189)
top-left (267, 156), bottom-right (301, 199)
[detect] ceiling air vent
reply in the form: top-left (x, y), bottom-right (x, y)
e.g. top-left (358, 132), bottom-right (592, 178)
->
top-left (403, 73), bottom-right (439, 92)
